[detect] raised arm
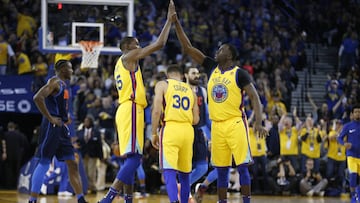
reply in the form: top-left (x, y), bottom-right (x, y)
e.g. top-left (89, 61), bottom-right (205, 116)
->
top-left (278, 113), bottom-right (286, 131)
top-left (124, 0), bottom-right (175, 62)
top-left (292, 106), bottom-right (303, 130)
top-left (173, 14), bottom-right (206, 65)
top-left (307, 91), bottom-right (318, 111)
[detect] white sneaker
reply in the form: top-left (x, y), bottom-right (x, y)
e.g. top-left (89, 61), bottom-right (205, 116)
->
top-left (134, 192), bottom-right (149, 199)
top-left (306, 189), bottom-right (314, 197)
top-left (40, 184), bottom-right (47, 195)
top-left (231, 183), bottom-right (241, 191)
top-left (195, 183), bottom-right (201, 193)
top-left (58, 191), bottom-right (73, 196)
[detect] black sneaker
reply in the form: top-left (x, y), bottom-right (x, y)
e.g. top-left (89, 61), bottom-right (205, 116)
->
top-left (78, 196), bottom-right (89, 203)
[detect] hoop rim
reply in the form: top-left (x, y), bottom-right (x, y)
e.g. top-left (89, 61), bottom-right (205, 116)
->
top-left (79, 40), bottom-right (103, 53)
top-left (78, 40), bottom-right (103, 47)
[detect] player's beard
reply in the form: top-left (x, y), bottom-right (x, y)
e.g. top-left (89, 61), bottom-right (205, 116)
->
top-left (189, 78), bottom-right (199, 86)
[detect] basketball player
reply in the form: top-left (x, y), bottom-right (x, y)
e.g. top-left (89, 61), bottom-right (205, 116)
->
top-left (173, 13), bottom-right (268, 203)
top-left (338, 105), bottom-right (360, 203)
top-left (184, 66), bottom-right (210, 196)
top-left (151, 65), bottom-right (199, 203)
top-left (29, 60), bottom-right (87, 203)
top-left (98, 1), bottom-right (176, 203)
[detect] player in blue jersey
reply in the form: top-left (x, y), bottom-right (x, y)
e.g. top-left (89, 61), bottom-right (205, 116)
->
top-left (338, 104), bottom-right (360, 203)
top-left (29, 60), bottom-right (87, 203)
top-left (184, 66), bottom-right (210, 194)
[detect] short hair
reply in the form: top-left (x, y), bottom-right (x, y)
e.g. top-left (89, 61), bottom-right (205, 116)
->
top-left (167, 64), bottom-right (183, 75)
top-left (224, 43), bottom-right (238, 61)
top-left (352, 104), bottom-right (360, 112)
top-left (119, 36), bottom-right (135, 50)
top-left (184, 66), bottom-right (196, 74)
top-left (55, 60), bottom-right (69, 71)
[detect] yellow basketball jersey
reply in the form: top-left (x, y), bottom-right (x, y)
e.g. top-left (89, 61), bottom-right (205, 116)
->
top-left (326, 130), bottom-right (346, 161)
top-left (207, 66), bottom-right (244, 121)
top-left (17, 52), bottom-right (32, 75)
top-left (300, 128), bottom-right (325, 158)
top-left (279, 127), bottom-right (299, 155)
top-left (163, 79), bottom-right (194, 123)
top-left (34, 62), bottom-right (48, 76)
top-left (0, 42), bottom-right (8, 65)
top-left (114, 57), bottom-right (147, 107)
top-left (249, 127), bottom-right (266, 157)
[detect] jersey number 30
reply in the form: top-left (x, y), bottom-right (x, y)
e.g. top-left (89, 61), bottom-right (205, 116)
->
top-left (172, 95), bottom-right (190, 110)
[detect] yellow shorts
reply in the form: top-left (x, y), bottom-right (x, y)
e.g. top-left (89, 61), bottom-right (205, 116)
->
top-left (347, 156), bottom-right (360, 175)
top-left (116, 102), bottom-right (145, 155)
top-left (159, 122), bottom-right (194, 173)
top-left (211, 117), bottom-right (252, 167)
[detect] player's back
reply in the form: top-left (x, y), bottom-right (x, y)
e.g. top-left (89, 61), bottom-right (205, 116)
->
top-left (163, 79), bottom-right (194, 123)
top-left (45, 77), bottom-right (69, 122)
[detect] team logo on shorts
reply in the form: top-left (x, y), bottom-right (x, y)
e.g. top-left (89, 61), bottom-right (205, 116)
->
top-left (211, 84), bottom-right (228, 103)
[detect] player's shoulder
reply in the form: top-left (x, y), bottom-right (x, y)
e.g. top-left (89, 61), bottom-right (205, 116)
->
top-left (155, 80), bottom-right (168, 88)
top-left (236, 66), bottom-right (250, 75)
top-left (47, 76), bottom-right (60, 83)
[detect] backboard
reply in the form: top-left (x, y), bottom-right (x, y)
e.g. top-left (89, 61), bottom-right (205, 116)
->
top-left (40, 0), bottom-right (134, 55)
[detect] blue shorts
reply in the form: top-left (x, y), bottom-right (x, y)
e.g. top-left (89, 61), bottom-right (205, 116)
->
top-left (36, 118), bottom-right (75, 161)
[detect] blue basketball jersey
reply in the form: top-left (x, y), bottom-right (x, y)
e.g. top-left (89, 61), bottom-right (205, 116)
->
top-left (45, 78), bottom-right (69, 122)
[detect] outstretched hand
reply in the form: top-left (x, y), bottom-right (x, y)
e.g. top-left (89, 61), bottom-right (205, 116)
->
top-left (167, 0), bottom-right (176, 22)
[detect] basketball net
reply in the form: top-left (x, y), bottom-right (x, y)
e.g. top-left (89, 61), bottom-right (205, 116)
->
top-left (79, 41), bottom-right (103, 69)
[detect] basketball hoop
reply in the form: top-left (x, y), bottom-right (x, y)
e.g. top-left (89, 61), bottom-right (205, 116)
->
top-left (79, 41), bottom-right (103, 69)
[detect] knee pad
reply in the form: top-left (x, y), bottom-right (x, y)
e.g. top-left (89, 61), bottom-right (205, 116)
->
top-left (237, 165), bottom-right (251, 185)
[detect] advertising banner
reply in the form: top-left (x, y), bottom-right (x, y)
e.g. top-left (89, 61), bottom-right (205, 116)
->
top-left (0, 75), bottom-right (38, 113)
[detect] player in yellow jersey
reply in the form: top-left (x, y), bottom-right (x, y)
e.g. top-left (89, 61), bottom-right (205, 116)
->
top-left (173, 10), bottom-right (268, 203)
top-left (98, 1), bottom-right (176, 203)
top-left (151, 65), bottom-right (199, 203)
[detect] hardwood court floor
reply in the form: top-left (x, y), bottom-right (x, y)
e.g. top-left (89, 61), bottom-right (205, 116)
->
top-left (0, 190), bottom-right (352, 203)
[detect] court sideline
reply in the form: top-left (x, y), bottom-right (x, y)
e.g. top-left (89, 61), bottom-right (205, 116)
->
top-left (0, 190), bottom-right (351, 203)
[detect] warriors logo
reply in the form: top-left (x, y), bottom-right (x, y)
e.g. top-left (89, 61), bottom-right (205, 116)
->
top-left (211, 84), bottom-right (228, 103)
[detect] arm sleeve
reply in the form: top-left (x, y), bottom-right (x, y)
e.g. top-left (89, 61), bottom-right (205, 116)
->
top-left (236, 68), bottom-right (252, 89)
top-left (337, 125), bottom-right (347, 145)
top-left (301, 133), bottom-right (309, 141)
top-left (316, 133), bottom-right (322, 143)
top-left (202, 57), bottom-right (218, 71)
